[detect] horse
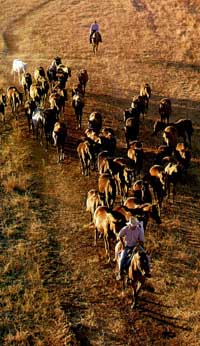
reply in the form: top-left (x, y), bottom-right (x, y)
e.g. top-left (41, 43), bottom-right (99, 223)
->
top-left (11, 59), bottom-right (27, 82)
top-left (0, 91), bottom-right (7, 123)
top-left (31, 107), bottom-right (45, 141)
top-left (52, 122), bottom-right (67, 163)
top-left (29, 105), bottom-right (58, 148)
top-left (93, 206), bottom-right (126, 263)
top-left (159, 98), bottom-right (172, 124)
top-left (21, 72), bottom-right (32, 99)
top-left (139, 83), bottom-right (151, 119)
top-left (91, 31), bottom-right (101, 55)
top-left (7, 86), bottom-right (23, 119)
top-left (115, 244), bottom-right (150, 308)
top-left (72, 93), bottom-right (84, 129)
top-left (88, 111), bottom-right (102, 133)
top-left (115, 203), bottom-right (161, 232)
top-left (77, 140), bottom-right (94, 176)
top-left (24, 99), bottom-right (37, 132)
top-left (47, 66), bottom-right (56, 90)
top-left (78, 69), bottom-right (88, 95)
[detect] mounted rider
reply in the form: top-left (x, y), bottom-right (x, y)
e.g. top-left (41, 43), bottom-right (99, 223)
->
top-left (49, 56), bottom-right (62, 72)
top-left (116, 216), bottom-right (151, 281)
top-left (89, 20), bottom-right (102, 43)
top-left (47, 56), bottom-right (62, 85)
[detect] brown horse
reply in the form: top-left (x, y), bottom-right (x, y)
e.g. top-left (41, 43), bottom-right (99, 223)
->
top-left (7, 86), bottom-right (23, 119)
top-left (91, 31), bottom-right (101, 55)
top-left (52, 122), bottom-right (67, 163)
top-left (115, 244), bottom-right (150, 308)
top-left (78, 69), bottom-right (89, 94)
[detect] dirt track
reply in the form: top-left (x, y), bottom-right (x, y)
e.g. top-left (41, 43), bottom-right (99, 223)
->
top-left (1, 1), bottom-right (200, 345)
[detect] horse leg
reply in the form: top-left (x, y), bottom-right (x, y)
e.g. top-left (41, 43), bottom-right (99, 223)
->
top-left (172, 183), bottom-right (176, 203)
top-left (136, 280), bottom-right (142, 295)
top-left (167, 115), bottom-right (169, 124)
top-left (61, 145), bottom-right (65, 161)
top-left (131, 277), bottom-right (144, 309)
top-left (57, 147), bottom-right (61, 163)
top-left (2, 110), bottom-right (5, 124)
top-left (79, 111), bottom-right (82, 129)
top-left (10, 98), bottom-right (14, 115)
top-left (80, 157), bottom-right (85, 175)
top-left (86, 159), bottom-right (90, 176)
top-left (104, 235), bottom-right (111, 263)
top-left (131, 283), bottom-right (137, 309)
top-left (188, 133), bottom-right (192, 148)
top-left (76, 111), bottom-right (80, 130)
top-left (94, 227), bottom-right (98, 246)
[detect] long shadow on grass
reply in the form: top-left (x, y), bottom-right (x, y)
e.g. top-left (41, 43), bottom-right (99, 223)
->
top-left (87, 92), bottom-right (132, 110)
top-left (87, 90), bottom-right (200, 123)
top-left (138, 301), bottom-right (191, 332)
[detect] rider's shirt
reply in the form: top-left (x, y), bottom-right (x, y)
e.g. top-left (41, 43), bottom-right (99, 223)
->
top-left (119, 222), bottom-right (144, 248)
top-left (90, 23), bottom-right (99, 33)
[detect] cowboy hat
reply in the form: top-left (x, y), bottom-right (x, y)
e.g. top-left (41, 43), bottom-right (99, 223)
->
top-left (126, 216), bottom-right (138, 226)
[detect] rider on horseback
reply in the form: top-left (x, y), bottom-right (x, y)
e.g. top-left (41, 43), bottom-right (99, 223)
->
top-left (89, 20), bottom-right (102, 43)
top-left (47, 56), bottom-right (62, 84)
top-left (50, 56), bottom-right (62, 72)
top-left (116, 216), bottom-right (151, 281)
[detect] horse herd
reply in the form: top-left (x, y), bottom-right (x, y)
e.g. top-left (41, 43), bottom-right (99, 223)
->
top-left (0, 58), bottom-right (90, 162)
top-left (81, 83), bottom-right (194, 308)
top-left (0, 60), bottom-right (194, 307)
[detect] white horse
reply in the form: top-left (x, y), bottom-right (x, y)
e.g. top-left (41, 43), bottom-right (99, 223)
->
top-left (11, 59), bottom-right (27, 82)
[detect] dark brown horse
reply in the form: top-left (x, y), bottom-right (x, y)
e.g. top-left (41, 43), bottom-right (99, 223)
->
top-left (159, 98), bottom-right (172, 124)
top-left (91, 31), bottom-right (101, 55)
top-left (78, 69), bottom-right (89, 94)
top-left (52, 122), bottom-right (67, 163)
top-left (0, 91), bottom-right (7, 123)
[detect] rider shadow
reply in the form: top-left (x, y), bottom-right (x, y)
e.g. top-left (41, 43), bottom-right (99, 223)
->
top-left (137, 297), bottom-right (191, 333)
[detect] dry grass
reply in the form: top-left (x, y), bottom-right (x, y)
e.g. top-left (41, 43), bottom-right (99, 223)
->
top-left (0, 1), bottom-right (200, 345)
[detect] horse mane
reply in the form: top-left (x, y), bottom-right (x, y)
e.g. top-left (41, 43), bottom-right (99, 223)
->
top-left (129, 245), bottom-right (147, 277)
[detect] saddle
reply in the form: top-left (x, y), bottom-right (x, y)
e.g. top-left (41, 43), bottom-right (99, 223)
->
top-left (122, 246), bottom-right (137, 273)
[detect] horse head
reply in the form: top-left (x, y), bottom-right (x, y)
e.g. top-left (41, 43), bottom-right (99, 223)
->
top-left (141, 203), bottom-right (162, 224)
top-left (1, 93), bottom-right (7, 106)
top-left (134, 246), bottom-right (150, 277)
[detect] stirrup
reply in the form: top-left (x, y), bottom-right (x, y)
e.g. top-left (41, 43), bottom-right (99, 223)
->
top-left (116, 273), bottom-right (122, 281)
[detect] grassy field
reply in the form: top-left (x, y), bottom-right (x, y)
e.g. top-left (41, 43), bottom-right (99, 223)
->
top-left (0, 1), bottom-right (200, 345)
